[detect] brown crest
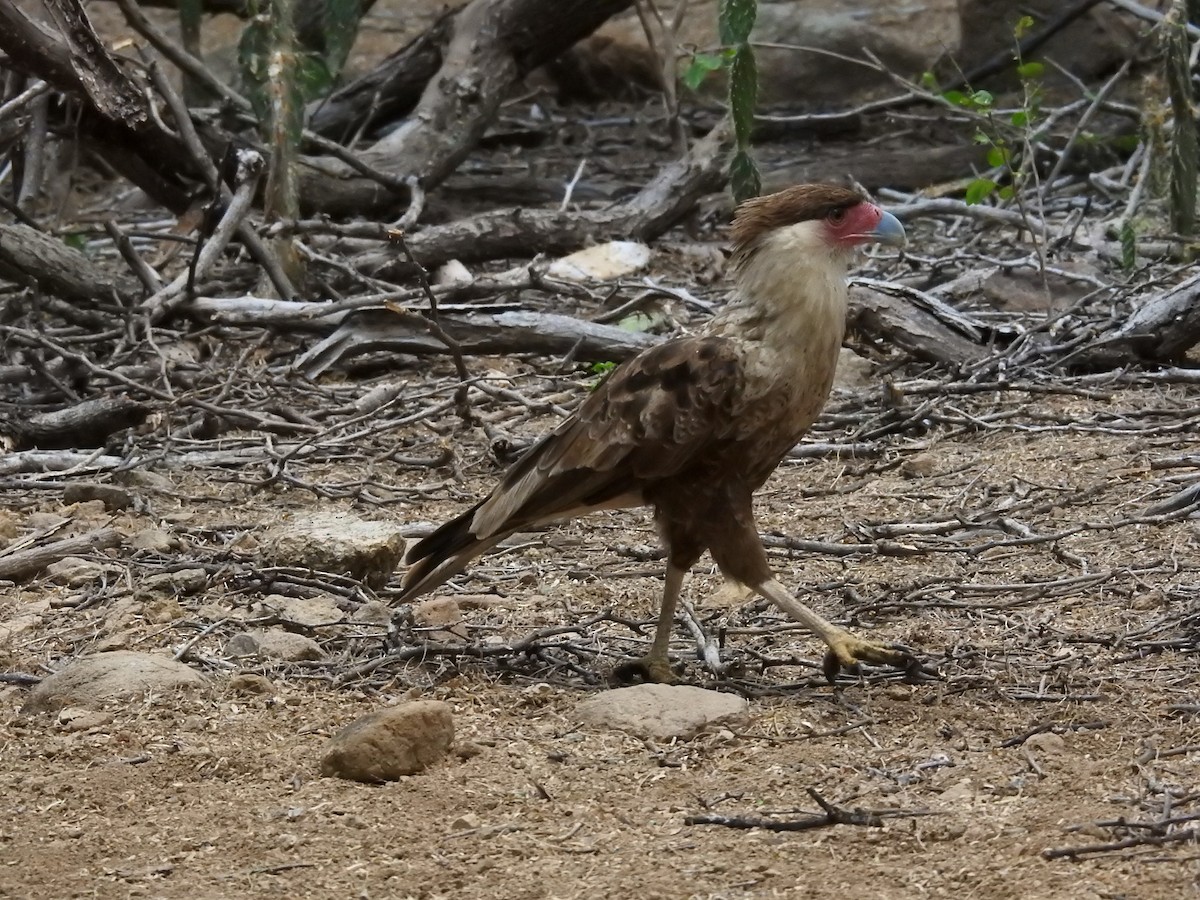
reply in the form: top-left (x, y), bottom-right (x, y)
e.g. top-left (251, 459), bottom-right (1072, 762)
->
top-left (730, 183), bottom-right (866, 260)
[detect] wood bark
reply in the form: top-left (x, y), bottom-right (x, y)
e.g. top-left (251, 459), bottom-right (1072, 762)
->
top-left (0, 0), bottom-right (193, 210)
top-left (299, 0), bottom-right (633, 216)
top-left (1074, 274), bottom-right (1200, 368)
top-left (0, 528), bottom-right (122, 581)
top-left (296, 308), bottom-right (662, 376)
top-left (0, 224), bottom-right (139, 305)
top-left (2, 398), bottom-right (149, 450)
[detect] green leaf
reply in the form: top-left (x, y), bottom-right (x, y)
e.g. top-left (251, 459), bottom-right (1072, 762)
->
top-left (590, 360), bottom-right (617, 376)
top-left (718, 0), bottom-right (757, 45)
top-left (729, 45), bottom-right (758, 145)
top-left (920, 71), bottom-right (939, 91)
top-left (1119, 220), bottom-right (1137, 271)
top-left (997, 185), bottom-right (1014, 200)
top-left (1016, 61), bottom-right (1044, 80)
top-left (1010, 110), bottom-right (1029, 127)
top-left (730, 150), bottom-right (761, 203)
top-left (1014, 15), bottom-right (1035, 39)
top-left (986, 145), bottom-right (1009, 168)
top-left (63, 232), bottom-right (88, 252)
top-left (964, 178), bottom-right (997, 205)
top-left (973, 129), bottom-right (992, 144)
top-left (969, 89), bottom-right (994, 109)
top-left (318, 0), bottom-right (362, 80)
top-left (943, 89), bottom-right (967, 107)
top-left (683, 52), bottom-right (726, 90)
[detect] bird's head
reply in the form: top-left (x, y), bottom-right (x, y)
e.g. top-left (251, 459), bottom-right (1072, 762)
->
top-left (729, 184), bottom-right (906, 272)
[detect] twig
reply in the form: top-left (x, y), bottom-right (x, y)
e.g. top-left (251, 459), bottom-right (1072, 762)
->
top-left (387, 230), bottom-right (475, 426)
top-left (686, 789), bottom-right (928, 832)
top-left (1043, 827), bottom-right (1199, 859)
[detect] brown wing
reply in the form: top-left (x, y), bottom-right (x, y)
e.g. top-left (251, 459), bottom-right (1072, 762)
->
top-left (399, 335), bottom-right (744, 599)
top-left (470, 334), bottom-right (745, 535)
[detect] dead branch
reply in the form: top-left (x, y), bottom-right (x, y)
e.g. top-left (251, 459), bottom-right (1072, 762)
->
top-left (0, 224), bottom-right (139, 305)
top-left (686, 789), bottom-right (927, 832)
top-left (1, 398), bottom-right (149, 450)
top-left (0, 527), bottom-right (122, 580)
top-left (1043, 827), bottom-right (1199, 859)
top-left (1073, 273), bottom-right (1200, 367)
top-left (358, 119), bottom-right (732, 273)
top-left (299, 0), bottom-right (634, 216)
top-left (297, 308), bottom-right (661, 377)
top-left (847, 286), bottom-right (992, 367)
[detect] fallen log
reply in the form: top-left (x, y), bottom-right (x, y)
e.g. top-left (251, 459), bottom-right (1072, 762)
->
top-left (0, 527), bottom-right (122, 581)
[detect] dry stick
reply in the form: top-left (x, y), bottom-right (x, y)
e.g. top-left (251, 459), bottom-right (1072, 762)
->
top-left (686, 789), bottom-right (926, 832)
top-left (388, 230), bottom-right (475, 426)
top-left (1043, 827), bottom-right (1200, 860)
top-left (145, 58), bottom-right (297, 305)
top-left (0, 528), bottom-right (122, 580)
top-left (103, 219), bottom-right (162, 294)
top-left (115, 0), bottom-right (252, 112)
top-left (142, 149), bottom-right (264, 317)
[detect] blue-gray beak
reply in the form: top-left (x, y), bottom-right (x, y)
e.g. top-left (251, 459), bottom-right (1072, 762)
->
top-left (870, 209), bottom-right (906, 247)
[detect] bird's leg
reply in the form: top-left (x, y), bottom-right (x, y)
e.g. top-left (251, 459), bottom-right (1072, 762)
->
top-left (754, 578), bottom-right (909, 680)
top-left (614, 563), bottom-right (686, 684)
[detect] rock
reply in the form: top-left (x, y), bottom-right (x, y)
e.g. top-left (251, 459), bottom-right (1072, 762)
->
top-left (433, 259), bottom-right (473, 287)
top-left (576, 684), bottom-right (749, 740)
top-left (131, 528), bottom-right (178, 553)
top-left (114, 469), bottom-right (175, 493)
top-left (320, 701), bottom-right (454, 782)
top-left (43, 556), bottom-right (107, 587)
top-left (229, 673), bottom-right (275, 695)
top-left (62, 483), bottom-right (133, 511)
top-left (142, 568), bottom-right (208, 595)
top-left (57, 707), bottom-right (114, 732)
top-left (1024, 731), bottom-right (1067, 756)
top-left (544, 241), bottom-right (651, 282)
top-left (0, 508), bottom-right (19, 546)
top-left (259, 512), bottom-right (406, 588)
top-left (260, 594), bottom-right (343, 628)
top-left (413, 597), bottom-right (467, 642)
top-left (225, 629), bottom-right (325, 662)
top-left (351, 600), bottom-right (393, 625)
top-left (899, 453), bottom-right (937, 478)
top-left (23, 651), bottom-right (206, 713)
top-left (588, 0), bottom-right (959, 105)
top-left (142, 596), bottom-right (185, 624)
top-left (26, 512), bottom-right (67, 531)
top-left (832, 347), bottom-right (874, 392)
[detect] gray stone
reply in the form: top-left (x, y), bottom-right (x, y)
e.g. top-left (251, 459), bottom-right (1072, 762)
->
top-left (351, 600), bottom-right (393, 625)
top-left (832, 347), bottom-right (874, 393)
top-left (320, 700), bottom-right (454, 782)
top-left (142, 568), bottom-right (208, 595)
top-left (260, 593), bottom-right (343, 628)
top-left (576, 684), bottom-right (749, 740)
top-left (62, 483), bottom-right (134, 511)
top-left (43, 556), bottom-right (106, 587)
top-left (225, 629), bottom-right (325, 662)
top-left (23, 651), bottom-right (207, 713)
top-left (131, 528), bottom-right (178, 553)
top-left (57, 707), bottom-right (114, 732)
top-left (229, 673), bottom-right (275, 695)
top-left (413, 597), bottom-right (467, 641)
top-left (259, 512), bottom-right (406, 588)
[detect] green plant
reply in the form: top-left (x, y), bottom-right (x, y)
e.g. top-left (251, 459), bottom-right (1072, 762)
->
top-left (587, 360), bottom-right (617, 391)
top-left (932, 15), bottom-right (1044, 207)
top-left (681, 0), bottom-right (760, 201)
top-left (721, 0), bottom-right (760, 201)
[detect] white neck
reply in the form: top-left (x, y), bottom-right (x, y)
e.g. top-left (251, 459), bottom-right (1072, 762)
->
top-left (712, 222), bottom-right (851, 351)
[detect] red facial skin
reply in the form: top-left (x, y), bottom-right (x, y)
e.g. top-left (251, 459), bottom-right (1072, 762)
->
top-left (822, 201), bottom-right (886, 249)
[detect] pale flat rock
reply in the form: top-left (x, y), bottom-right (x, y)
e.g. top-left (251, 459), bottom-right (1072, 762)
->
top-left (260, 593), bottom-right (343, 628)
top-left (130, 528), bottom-right (178, 553)
top-left (225, 629), bottom-right (325, 662)
top-left (23, 651), bottom-right (207, 713)
top-left (545, 241), bottom-right (651, 282)
top-left (259, 511), bottom-right (406, 588)
top-left (141, 567), bottom-right (208, 595)
top-left (832, 347), bottom-right (874, 393)
top-left (43, 556), bottom-right (108, 587)
top-left (228, 673), bottom-right (275, 695)
top-left (576, 684), bottom-right (749, 740)
top-left (321, 701), bottom-right (454, 782)
top-left (62, 483), bottom-right (133, 511)
top-left (413, 597), bottom-right (467, 641)
top-left (351, 600), bottom-right (393, 625)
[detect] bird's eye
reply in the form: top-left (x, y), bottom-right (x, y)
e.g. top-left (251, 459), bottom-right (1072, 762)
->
top-left (828, 208), bottom-right (847, 224)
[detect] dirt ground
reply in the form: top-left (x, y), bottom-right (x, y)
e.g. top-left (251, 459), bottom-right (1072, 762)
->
top-left (1, 2), bottom-right (1199, 898)
top-left (3, 376), bottom-right (1199, 900)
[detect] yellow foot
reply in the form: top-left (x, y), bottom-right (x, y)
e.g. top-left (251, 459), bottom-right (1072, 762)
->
top-left (821, 632), bottom-right (916, 683)
top-left (612, 653), bottom-right (678, 685)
